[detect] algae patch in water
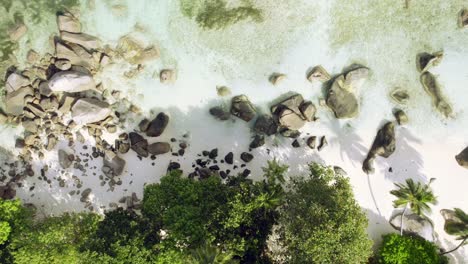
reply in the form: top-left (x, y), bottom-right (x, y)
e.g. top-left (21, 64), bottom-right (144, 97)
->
top-left (179, 0), bottom-right (263, 30)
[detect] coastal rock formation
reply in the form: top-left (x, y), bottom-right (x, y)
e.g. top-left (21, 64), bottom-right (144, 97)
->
top-left (307, 65), bottom-right (331, 83)
top-left (420, 72), bottom-right (452, 118)
top-left (416, 51), bottom-right (443, 72)
top-left (390, 213), bottom-right (434, 241)
top-left (60, 32), bottom-right (100, 50)
top-left (271, 94), bottom-right (316, 130)
top-left (7, 22), bottom-right (27, 41)
top-left (55, 41), bottom-right (96, 69)
top-left (146, 113), bottom-right (169, 137)
top-left (455, 147), bottom-right (468, 169)
top-left (5, 86), bottom-right (34, 115)
top-left (129, 132), bottom-right (149, 157)
top-left (327, 67), bottom-right (369, 119)
top-left (6, 72), bottom-right (30, 93)
top-left (231, 95), bottom-right (256, 122)
top-left (48, 71), bottom-right (95, 92)
top-left (71, 98), bottom-right (111, 125)
top-left (363, 122), bottom-right (396, 174)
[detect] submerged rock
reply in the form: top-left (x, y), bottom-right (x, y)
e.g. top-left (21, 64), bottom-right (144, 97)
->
top-left (455, 147), bottom-right (468, 169)
top-left (269, 73), bottom-right (286, 85)
top-left (390, 88), bottom-right (410, 104)
top-left (240, 152), bottom-right (254, 163)
top-left (253, 115), bottom-right (278, 136)
top-left (231, 95), bottom-right (256, 122)
top-left (7, 22), bottom-right (27, 41)
top-left (363, 122), bottom-right (396, 174)
top-left (48, 71), bottom-right (96, 92)
top-left (420, 72), bottom-right (452, 118)
top-left (58, 149), bottom-right (73, 169)
top-left (459, 8), bottom-right (468, 28)
top-left (209, 106), bottom-right (230, 121)
top-left (71, 98), bottom-right (111, 125)
top-left (216, 86), bottom-right (231, 97)
top-left (307, 65), bottom-right (331, 83)
top-left (146, 113), bottom-right (169, 137)
top-left (249, 135), bottom-right (265, 149)
top-left (327, 67), bottom-right (369, 119)
top-left (103, 154), bottom-right (126, 177)
top-left (160, 69), bottom-right (176, 84)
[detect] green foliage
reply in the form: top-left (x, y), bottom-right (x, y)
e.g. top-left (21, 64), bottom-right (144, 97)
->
top-left (278, 163), bottom-right (373, 263)
top-left (8, 212), bottom-right (100, 264)
top-left (0, 199), bottom-right (28, 245)
top-left (390, 179), bottom-right (437, 216)
top-left (378, 233), bottom-right (448, 264)
top-left (189, 242), bottom-right (238, 264)
top-left (179, 0), bottom-right (263, 30)
top-left (442, 208), bottom-right (468, 240)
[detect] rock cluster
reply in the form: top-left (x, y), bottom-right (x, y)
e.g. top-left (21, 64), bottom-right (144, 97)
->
top-left (455, 147), bottom-right (468, 169)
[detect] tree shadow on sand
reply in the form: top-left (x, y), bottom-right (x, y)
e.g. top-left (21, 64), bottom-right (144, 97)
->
top-left (328, 119), bottom-right (367, 167)
top-left (376, 127), bottom-right (427, 184)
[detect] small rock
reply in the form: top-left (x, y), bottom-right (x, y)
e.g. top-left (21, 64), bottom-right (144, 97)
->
top-left (307, 65), bottom-right (331, 83)
top-left (209, 148), bottom-right (218, 159)
top-left (216, 86), bottom-right (231, 96)
top-left (307, 136), bottom-right (317, 149)
top-left (269, 73), bottom-right (286, 85)
top-left (390, 88), bottom-right (410, 104)
top-left (280, 128), bottom-right (301, 138)
top-left (417, 51), bottom-right (443, 72)
top-left (224, 152), bottom-right (234, 164)
top-left (455, 147), bottom-right (468, 169)
top-left (148, 142), bottom-right (171, 155)
top-left (459, 8), bottom-right (468, 28)
top-left (241, 169), bottom-right (251, 178)
top-left (240, 152), bottom-right (253, 163)
top-left (317, 136), bottom-right (327, 151)
top-left (209, 106), bottom-right (231, 121)
top-left (80, 188), bottom-right (92, 202)
top-left (249, 135), bottom-right (265, 149)
top-left (46, 135), bottom-right (58, 151)
top-left (231, 95), bottom-right (256, 122)
top-left (146, 112), bottom-right (169, 137)
top-left (160, 69), bottom-right (175, 83)
top-left (292, 139), bottom-right (300, 148)
top-left (394, 109), bottom-right (408, 125)
top-left (167, 162), bottom-right (181, 172)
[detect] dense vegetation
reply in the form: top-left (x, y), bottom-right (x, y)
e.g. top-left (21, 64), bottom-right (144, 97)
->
top-left (377, 233), bottom-right (448, 264)
top-left (4, 162), bottom-right (460, 263)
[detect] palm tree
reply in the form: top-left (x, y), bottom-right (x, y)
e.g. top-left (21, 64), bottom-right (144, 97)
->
top-left (390, 178), bottom-right (437, 235)
top-left (190, 242), bottom-right (238, 264)
top-left (440, 208), bottom-right (468, 255)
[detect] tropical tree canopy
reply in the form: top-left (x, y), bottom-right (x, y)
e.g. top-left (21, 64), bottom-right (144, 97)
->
top-left (390, 178), bottom-right (437, 216)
